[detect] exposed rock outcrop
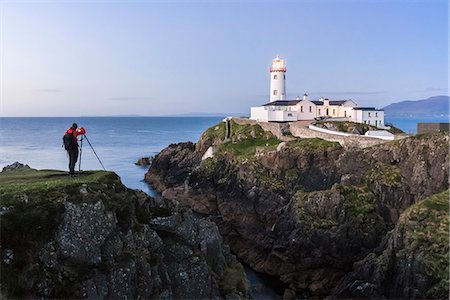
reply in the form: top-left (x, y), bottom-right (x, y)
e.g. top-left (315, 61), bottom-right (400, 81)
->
top-left (146, 120), bottom-right (449, 298)
top-left (0, 169), bottom-right (249, 299)
top-left (1, 161), bottom-right (31, 172)
top-left (135, 156), bottom-right (153, 166)
top-left (333, 190), bottom-right (449, 299)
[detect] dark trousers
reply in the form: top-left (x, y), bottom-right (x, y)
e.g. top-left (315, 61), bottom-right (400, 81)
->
top-left (68, 148), bottom-right (79, 175)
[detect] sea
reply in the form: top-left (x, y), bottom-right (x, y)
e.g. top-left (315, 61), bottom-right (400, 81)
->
top-left (0, 115), bottom-right (448, 298)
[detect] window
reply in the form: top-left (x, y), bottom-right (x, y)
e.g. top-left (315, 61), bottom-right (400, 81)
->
top-left (333, 109), bottom-right (335, 115)
top-left (344, 111), bottom-right (347, 117)
top-left (273, 90), bottom-right (277, 96)
top-left (274, 75), bottom-right (278, 80)
top-left (375, 112), bottom-right (378, 117)
top-left (288, 113), bottom-right (293, 117)
top-left (318, 109), bottom-right (321, 114)
top-left (309, 106), bottom-right (312, 112)
top-left (364, 120), bottom-right (367, 124)
top-left (300, 106), bottom-right (303, 112)
top-left (284, 75), bottom-right (286, 79)
top-left (368, 112), bottom-right (371, 117)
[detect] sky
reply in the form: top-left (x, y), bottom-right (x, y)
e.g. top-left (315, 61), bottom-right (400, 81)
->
top-left (1, 0), bottom-right (448, 117)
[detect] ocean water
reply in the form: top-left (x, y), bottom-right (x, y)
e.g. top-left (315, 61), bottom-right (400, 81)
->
top-left (0, 117), bottom-right (224, 196)
top-left (0, 116), bottom-right (284, 298)
top-left (385, 115), bottom-right (449, 134)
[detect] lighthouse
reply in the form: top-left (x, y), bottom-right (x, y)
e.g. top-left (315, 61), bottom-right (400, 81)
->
top-left (269, 56), bottom-right (286, 102)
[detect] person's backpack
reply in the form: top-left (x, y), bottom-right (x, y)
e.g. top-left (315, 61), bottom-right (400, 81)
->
top-left (63, 131), bottom-right (77, 150)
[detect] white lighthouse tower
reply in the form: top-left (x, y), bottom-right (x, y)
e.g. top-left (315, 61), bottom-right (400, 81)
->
top-left (269, 56), bottom-right (286, 102)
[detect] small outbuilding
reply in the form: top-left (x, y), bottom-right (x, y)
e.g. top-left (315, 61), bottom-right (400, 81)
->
top-left (364, 130), bottom-right (394, 140)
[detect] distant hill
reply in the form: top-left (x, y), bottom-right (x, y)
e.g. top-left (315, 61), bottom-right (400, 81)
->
top-left (383, 95), bottom-right (449, 116)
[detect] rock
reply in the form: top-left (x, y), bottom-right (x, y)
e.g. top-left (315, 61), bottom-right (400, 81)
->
top-left (0, 168), bottom-right (250, 299)
top-left (276, 142), bottom-right (286, 151)
top-left (332, 190), bottom-right (449, 299)
top-left (146, 120), bottom-right (449, 299)
top-left (135, 156), bottom-right (153, 166)
top-left (1, 161), bottom-right (31, 172)
top-left (202, 146), bottom-right (216, 160)
top-left (57, 201), bottom-right (116, 264)
top-left (2, 249), bottom-right (14, 265)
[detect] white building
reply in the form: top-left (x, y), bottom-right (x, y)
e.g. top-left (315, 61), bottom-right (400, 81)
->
top-left (269, 56), bottom-right (287, 101)
top-left (250, 56), bottom-right (385, 127)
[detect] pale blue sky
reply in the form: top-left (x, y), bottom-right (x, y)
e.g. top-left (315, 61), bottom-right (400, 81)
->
top-left (1, 0), bottom-right (448, 116)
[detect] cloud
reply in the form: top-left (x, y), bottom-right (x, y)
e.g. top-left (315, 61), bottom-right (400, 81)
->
top-left (33, 89), bottom-right (63, 93)
top-left (106, 97), bottom-right (154, 101)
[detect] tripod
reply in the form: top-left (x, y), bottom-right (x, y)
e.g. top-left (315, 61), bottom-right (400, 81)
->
top-left (78, 134), bottom-right (106, 172)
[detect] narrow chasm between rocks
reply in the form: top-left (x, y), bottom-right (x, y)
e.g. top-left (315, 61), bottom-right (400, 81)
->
top-left (242, 261), bottom-right (287, 299)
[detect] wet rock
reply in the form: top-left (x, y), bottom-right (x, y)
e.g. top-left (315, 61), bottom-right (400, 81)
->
top-left (135, 156), bottom-right (153, 166)
top-left (2, 249), bottom-right (14, 265)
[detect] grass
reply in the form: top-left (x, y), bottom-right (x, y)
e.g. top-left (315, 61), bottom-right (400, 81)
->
top-left (0, 169), bottom-right (122, 206)
top-left (219, 259), bottom-right (248, 296)
top-left (200, 121), bottom-right (227, 142)
top-left (366, 165), bottom-right (402, 188)
top-left (338, 185), bottom-right (376, 223)
top-left (316, 120), bottom-right (404, 135)
top-left (292, 190), bottom-right (338, 231)
top-left (220, 121), bottom-right (281, 158)
top-left (286, 138), bottom-right (342, 151)
top-left (397, 189), bottom-right (449, 298)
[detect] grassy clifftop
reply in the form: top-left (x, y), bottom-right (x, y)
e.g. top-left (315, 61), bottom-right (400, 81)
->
top-left (0, 169), bottom-right (121, 203)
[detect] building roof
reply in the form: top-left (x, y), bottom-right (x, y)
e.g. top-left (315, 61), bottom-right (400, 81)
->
top-left (353, 107), bottom-right (384, 111)
top-left (262, 100), bottom-right (300, 106)
top-left (329, 100), bottom-right (348, 105)
top-left (261, 99), bottom-right (361, 107)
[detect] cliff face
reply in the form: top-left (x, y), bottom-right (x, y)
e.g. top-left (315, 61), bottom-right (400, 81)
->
top-left (0, 168), bottom-right (249, 299)
top-left (333, 190), bottom-right (449, 299)
top-left (145, 121), bottom-right (449, 298)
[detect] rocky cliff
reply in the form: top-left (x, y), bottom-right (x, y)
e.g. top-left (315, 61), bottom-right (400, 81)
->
top-left (146, 120), bottom-right (449, 298)
top-left (0, 167), bottom-right (249, 299)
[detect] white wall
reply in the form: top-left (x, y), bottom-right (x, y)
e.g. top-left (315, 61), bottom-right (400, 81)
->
top-left (296, 100), bottom-right (317, 120)
top-left (268, 110), bottom-right (297, 122)
top-left (354, 109), bottom-right (385, 127)
top-left (250, 107), bottom-right (269, 122)
top-left (250, 106), bottom-right (297, 122)
top-left (270, 71), bottom-right (286, 102)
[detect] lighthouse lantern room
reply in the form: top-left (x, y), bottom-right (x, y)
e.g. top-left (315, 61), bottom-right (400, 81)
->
top-left (269, 56), bottom-right (287, 102)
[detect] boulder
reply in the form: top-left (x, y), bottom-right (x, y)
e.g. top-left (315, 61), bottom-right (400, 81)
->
top-left (1, 162), bottom-right (31, 172)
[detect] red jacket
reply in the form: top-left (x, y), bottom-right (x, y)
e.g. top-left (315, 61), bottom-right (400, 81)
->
top-left (66, 127), bottom-right (86, 145)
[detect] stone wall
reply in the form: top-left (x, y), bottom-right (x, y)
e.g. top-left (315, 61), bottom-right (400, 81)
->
top-left (417, 122), bottom-right (450, 134)
top-left (233, 118), bottom-right (408, 149)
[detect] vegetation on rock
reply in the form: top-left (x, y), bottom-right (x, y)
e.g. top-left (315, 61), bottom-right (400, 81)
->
top-left (315, 120), bottom-right (404, 134)
top-left (0, 168), bottom-right (249, 299)
top-left (146, 121), bottom-right (449, 299)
